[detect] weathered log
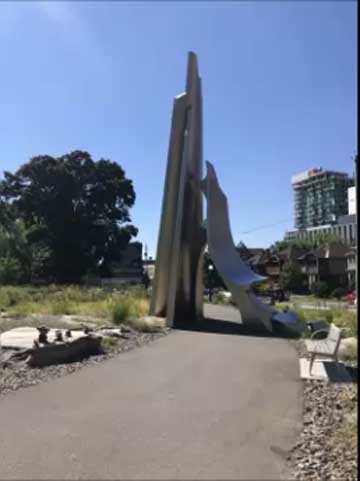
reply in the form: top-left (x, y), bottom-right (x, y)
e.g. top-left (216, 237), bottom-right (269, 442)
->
top-left (27, 335), bottom-right (103, 368)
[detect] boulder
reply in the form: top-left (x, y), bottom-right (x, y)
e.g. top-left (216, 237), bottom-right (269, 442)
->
top-left (0, 327), bottom-right (86, 350)
top-left (98, 327), bottom-right (123, 338)
top-left (27, 335), bottom-right (103, 368)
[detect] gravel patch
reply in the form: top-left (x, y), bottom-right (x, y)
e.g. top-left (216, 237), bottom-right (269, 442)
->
top-left (288, 339), bottom-right (358, 481)
top-left (1, 327), bottom-right (170, 398)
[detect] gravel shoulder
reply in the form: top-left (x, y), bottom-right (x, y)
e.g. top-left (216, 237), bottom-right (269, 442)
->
top-left (288, 339), bottom-right (358, 481)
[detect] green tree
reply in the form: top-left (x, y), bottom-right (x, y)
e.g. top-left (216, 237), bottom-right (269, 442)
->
top-left (0, 256), bottom-right (23, 284)
top-left (0, 218), bottom-right (31, 283)
top-left (273, 234), bottom-right (348, 252)
top-left (203, 252), bottom-right (225, 290)
top-left (0, 151), bottom-right (137, 283)
top-left (279, 262), bottom-right (306, 293)
top-left (272, 239), bottom-right (315, 251)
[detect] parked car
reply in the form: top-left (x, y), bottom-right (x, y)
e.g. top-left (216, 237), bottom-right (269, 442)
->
top-left (344, 292), bottom-right (356, 302)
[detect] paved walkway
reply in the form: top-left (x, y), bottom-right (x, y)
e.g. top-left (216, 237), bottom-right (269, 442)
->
top-left (0, 307), bottom-right (302, 479)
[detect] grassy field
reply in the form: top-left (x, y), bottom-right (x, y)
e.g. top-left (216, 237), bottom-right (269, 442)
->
top-left (277, 301), bottom-right (358, 364)
top-left (0, 285), bottom-right (154, 333)
top-left (277, 302), bottom-right (357, 336)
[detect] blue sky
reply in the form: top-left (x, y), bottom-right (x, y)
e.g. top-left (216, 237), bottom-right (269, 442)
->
top-left (0, 1), bottom-right (357, 255)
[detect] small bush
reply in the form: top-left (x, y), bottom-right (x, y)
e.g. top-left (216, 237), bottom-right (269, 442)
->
top-left (310, 281), bottom-right (330, 298)
top-left (111, 300), bottom-right (132, 324)
top-left (212, 290), bottom-right (232, 305)
top-left (332, 287), bottom-right (348, 299)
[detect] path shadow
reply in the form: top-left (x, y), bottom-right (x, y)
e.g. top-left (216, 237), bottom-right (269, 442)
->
top-left (174, 317), bottom-right (299, 339)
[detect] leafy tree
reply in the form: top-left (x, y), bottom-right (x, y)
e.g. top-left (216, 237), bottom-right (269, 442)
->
top-left (0, 151), bottom-right (137, 283)
top-left (0, 219), bottom-right (31, 283)
top-left (273, 234), bottom-right (348, 252)
top-left (203, 252), bottom-right (226, 290)
top-left (272, 239), bottom-right (315, 251)
top-left (0, 256), bottom-right (23, 285)
top-left (279, 262), bottom-right (306, 293)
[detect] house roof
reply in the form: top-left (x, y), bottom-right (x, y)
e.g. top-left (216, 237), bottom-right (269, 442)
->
top-left (297, 243), bottom-right (349, 260)
top-left (316, 244), bottom-right (349, 258)
top-left (277, 245), bottom-right (308, 262)
top-left (236, 246), bottom-right (264, 260)
top-left (248, 249), bottom-right (280, 265)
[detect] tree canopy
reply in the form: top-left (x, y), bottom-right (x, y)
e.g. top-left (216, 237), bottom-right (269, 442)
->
top-left (0, 151), bottom-right (137, 283)
top-left (272, 233), bottom-right (346, 253)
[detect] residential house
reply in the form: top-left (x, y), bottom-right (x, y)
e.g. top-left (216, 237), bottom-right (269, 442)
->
top-left (246, 250), bottom-right (282, 284)
top-left (345, 246), bottom-right (357, 290)
top-left (296, 243), bottom-right (348, 290)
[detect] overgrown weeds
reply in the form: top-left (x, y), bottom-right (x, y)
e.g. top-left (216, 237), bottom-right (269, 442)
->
top-left (0, 285), bottom-right (150, 328)
top-left (291, 306), bottom-right (357, 338)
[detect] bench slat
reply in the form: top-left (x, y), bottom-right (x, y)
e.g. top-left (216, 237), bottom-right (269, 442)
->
top-left (305, 324), bottom-right (341, 357)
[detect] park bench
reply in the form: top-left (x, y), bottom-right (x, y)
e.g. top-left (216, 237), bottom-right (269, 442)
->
top-left (305, 323), bottom-right (342, 375)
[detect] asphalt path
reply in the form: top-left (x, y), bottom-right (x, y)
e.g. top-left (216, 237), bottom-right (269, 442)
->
top-left (0, 304), bottom-right (302, 479)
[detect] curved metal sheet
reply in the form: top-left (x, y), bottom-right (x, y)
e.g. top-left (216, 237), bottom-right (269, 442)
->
top-left (202, 161), bottom-right (273, 332)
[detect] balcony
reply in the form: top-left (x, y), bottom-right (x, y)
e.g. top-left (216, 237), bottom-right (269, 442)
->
top-left (300, 265), bottom-right (318, 275)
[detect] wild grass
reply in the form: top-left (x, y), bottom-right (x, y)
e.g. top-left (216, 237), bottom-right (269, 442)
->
top-left (333, 415), bottom-right (358, 450)
top-left (275, 302), bottom-right (358, 342)
top-left (210, 290), bottom-right (232, 305)
top-left (100, 336), bottom-right (119, 351)
top-left (0, 285), bottom-right (151, 331)
top-left (341, 341), bottom-right (358, 364)
top-left (111, 299), bottom-right (132, 324)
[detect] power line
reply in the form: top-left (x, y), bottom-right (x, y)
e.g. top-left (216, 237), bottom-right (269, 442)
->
top-left (240, 218), bottom-right (292, 234)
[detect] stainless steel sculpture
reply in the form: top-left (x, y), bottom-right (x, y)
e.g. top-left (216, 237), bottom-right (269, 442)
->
top-left (202, 161), bottom-right (274, 332)
top-left (151, 51), bottom-right (302, 334)
top-left (150, 52), bottom-right (205, 326)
